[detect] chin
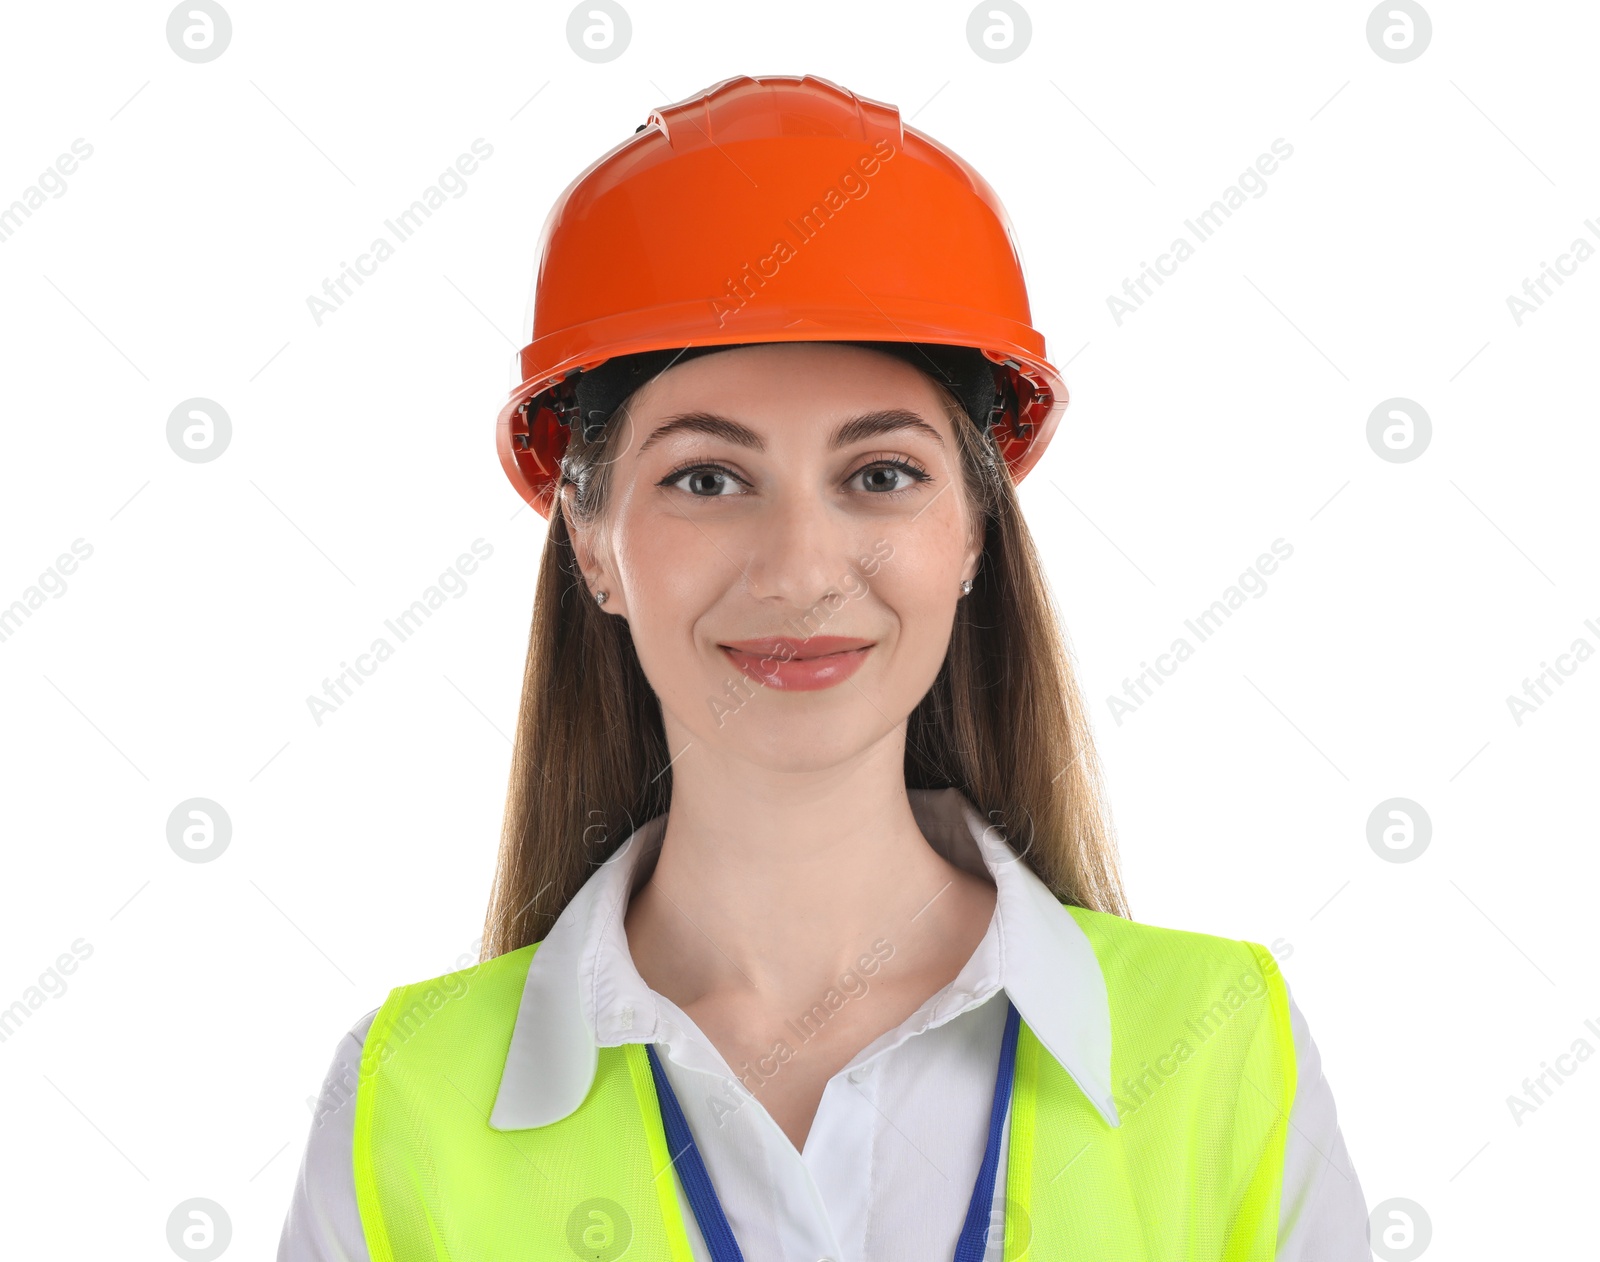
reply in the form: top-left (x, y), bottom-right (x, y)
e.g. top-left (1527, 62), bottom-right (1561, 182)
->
top-left (721, 727), bottom-right (883, 775)
top-left (693, 689), bottom-right (886, 763)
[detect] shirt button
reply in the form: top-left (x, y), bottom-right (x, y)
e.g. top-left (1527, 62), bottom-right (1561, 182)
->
top-left (847, 1066), bottom-right (870, 1083)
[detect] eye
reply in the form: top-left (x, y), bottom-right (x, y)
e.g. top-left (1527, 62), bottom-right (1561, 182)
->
top-left (656, 455), bottom-right (934, 500)
top-left (848, 457), bottom-right (932, 497)
top-left (658, 462), bottom-right (750, 497)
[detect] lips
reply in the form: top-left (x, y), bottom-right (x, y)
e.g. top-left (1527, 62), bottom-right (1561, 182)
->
top-left (716, 636), bottom-right (874, 661)
top-left (717, 635), bottom-right (876, 692)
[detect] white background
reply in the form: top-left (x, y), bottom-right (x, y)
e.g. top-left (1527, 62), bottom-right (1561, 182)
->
top-left (2, 1), bottom-right (1596, 1258)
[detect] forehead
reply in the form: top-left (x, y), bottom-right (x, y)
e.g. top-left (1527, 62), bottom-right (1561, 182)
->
top-left (625, 342), bottom-right (953, 422)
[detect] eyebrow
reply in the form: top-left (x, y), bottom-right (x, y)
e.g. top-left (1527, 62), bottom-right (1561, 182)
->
top-left (635, 408), bottom-right (947, 456)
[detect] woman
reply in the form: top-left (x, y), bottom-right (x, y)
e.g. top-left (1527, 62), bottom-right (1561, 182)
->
top-left (279, 75), bottom-right (1369, 1261)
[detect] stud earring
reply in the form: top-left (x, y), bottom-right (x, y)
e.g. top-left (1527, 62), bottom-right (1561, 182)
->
top-left (960, 579), bottom-right (973, 595)
top-left (594, 590), bottom-right (609, 606)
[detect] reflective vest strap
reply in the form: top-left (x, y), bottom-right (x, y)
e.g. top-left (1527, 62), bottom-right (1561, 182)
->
top-left (352, 983), bottom-right (411, 1262)
top-left (622, 1042), bottom-right (699, 1262)
top-left (1220, 938), bottom-right (1298, 1262)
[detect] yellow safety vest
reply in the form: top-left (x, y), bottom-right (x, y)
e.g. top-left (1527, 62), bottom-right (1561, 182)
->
top-left (353, 904), bottom-right (1296, 1260)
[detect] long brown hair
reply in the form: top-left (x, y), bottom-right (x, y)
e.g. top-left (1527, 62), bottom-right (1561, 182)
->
top-left (480, 360), bottom-right (1130, 960)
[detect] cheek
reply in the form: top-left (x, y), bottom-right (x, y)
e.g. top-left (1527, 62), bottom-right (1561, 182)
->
top-left (871, 539), bottom-right (961, 653)
top-left (872, 508), bottom-right (967, 594)
top-left (617, 532), bottom-right (684, 618)
top-left (611, 516), bottom-right (719, 660)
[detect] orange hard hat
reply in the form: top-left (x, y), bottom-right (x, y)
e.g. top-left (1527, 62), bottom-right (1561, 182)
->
top-left (497, 73), bottom-right (1067, 519)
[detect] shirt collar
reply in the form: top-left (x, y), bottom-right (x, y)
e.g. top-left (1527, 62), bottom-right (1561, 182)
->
top-left (487, 786), bottom-right (1121, 1131)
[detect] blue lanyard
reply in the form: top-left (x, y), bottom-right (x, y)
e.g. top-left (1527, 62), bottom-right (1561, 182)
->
top-left (644, 996), bottom-right (1022, 1262)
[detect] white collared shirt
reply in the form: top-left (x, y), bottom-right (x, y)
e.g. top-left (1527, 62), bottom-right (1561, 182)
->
top-left (277, 787), bottom-right (1371, 1261)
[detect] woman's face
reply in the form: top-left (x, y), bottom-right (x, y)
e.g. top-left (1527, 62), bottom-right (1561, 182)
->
top-left (565, 342), bottom-right (984, 773)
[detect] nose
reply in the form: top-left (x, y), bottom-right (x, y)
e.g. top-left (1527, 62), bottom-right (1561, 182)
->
top-left (739, 487), bottom-right (856, 611)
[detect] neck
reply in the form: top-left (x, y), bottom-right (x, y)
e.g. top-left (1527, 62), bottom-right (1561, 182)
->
top-left (622, 727), bottom-right (993, 1015)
